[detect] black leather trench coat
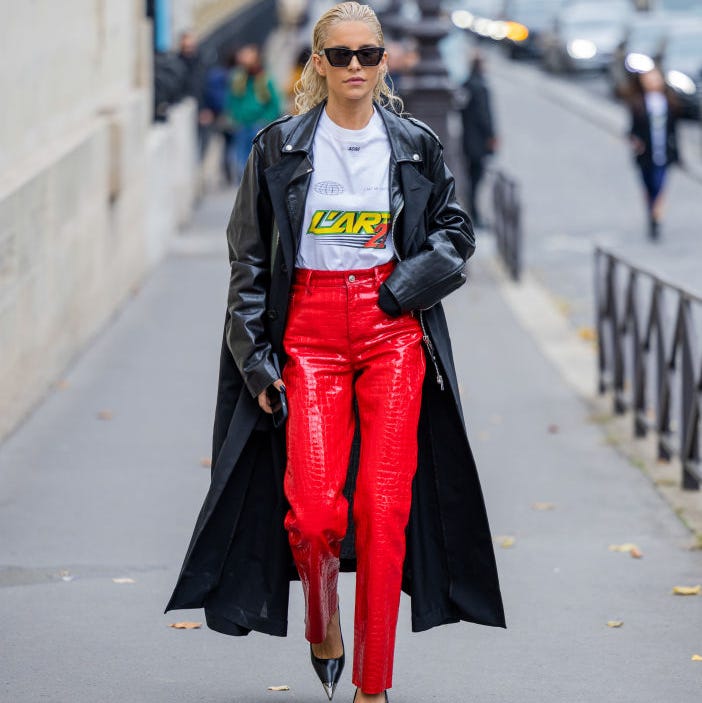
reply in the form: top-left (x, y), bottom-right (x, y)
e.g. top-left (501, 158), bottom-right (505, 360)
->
top-left (165, 100), bottom-right (507, 636)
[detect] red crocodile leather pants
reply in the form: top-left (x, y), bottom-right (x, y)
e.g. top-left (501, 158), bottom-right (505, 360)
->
top-left (282, 260), bottom-right (426, 694)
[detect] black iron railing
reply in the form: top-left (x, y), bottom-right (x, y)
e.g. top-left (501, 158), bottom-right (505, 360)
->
top-left (595, 246), bottom-right (702, 490)
top-left (491, 171), bottom-right (522, 281)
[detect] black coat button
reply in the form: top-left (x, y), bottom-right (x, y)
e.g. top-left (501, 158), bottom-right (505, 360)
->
top-left (266, 309), bottom-right (278, 320)
top-left (281, 263), bottom-right (288, 274)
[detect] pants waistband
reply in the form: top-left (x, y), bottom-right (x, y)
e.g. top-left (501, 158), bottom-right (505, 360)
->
top-left (292, 260), bottom-right (396, 287)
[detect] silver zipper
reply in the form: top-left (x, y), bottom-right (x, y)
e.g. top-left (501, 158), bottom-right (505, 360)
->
top-left (418, 309), bottom-right (444, 390)
top-left (390, 200), bottom-right (403, 257)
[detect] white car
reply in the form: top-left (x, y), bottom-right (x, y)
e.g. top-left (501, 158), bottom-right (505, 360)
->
top-left (542, 0), bottom-right (633, 72)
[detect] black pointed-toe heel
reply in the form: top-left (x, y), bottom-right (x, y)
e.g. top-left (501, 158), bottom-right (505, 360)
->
top-left (310, 610), bottom-right (345, 700)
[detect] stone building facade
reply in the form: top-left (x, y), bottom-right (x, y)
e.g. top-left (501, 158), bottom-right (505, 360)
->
top-left (0, 0), bottom-right (258, 440)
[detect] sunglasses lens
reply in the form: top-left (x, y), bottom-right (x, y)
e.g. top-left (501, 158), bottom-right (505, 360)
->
top-left (326, 48), bottom-right (353, 66)
top-left (324, 47), bottom-right (384, 67)
top-left (357, 48), bottom-right (383, 66)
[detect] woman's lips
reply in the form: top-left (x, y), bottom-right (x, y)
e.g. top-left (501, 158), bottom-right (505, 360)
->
top-left (345, 78), bottom-right (365, 84)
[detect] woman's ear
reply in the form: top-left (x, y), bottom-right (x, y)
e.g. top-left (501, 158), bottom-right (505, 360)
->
top-left (312, 52), bottom-right (326, 78)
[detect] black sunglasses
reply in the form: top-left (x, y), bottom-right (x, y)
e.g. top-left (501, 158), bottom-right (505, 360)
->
top-left (320, 46), bottom-right (385, 67)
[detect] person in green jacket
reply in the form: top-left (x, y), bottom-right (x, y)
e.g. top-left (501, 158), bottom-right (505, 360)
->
top-left (226, 44), bottom-right (281, 182)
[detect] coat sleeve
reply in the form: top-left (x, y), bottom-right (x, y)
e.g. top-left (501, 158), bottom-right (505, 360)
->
top-left (225, 142), bottom-right (279, 399)
top-left (378, 147), bottom-right (475, 316)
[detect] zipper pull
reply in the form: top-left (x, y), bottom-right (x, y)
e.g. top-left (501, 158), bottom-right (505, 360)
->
top-left (436, 368), bottom-right (444, 390)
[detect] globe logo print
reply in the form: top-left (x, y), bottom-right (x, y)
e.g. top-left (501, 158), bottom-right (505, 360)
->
top-left (314, 181), bottom-right (344, 195)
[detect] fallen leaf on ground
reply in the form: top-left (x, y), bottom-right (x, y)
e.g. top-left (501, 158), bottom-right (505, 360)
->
top-left (547, 424), bottom-right (559, 434)
top-left (112, 577), bottom-right (136, 584)
top-left (532, 502), bottom-right (556, 511)
top-left (169, 621), bottom-right (202, 629)
top-left (578, 326), bottom-right (597, 342)
top-left (478, 430), bottom-right (490, 441)
top-left (267, 685), bottom-right (290, 691)
top-left (609, 543), bottom-right (639, 553)
top-left (654, 477), bottom-right (677, 486)
top-left (97, 410), bottom-right (113, 421)
top-left (672, 585), bottom-right (701, 596)
top-left (692, 654), bottom-right (702, 661)
top-left (56, 380), bottom-right (70, 390)
top-left (200, 457), bottom-right (212, 468)
top-left (606, 621), bottom-right (623, 628)
top-left (629, 546), bottom-right (643, 558)
top-left (495, 535), bottom-right (515, 548)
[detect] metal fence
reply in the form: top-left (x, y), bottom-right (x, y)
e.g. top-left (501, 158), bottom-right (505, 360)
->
top-left (595, 246), bottom-right (702, 490)
top-left (491, 171), bottom-right (522, 281)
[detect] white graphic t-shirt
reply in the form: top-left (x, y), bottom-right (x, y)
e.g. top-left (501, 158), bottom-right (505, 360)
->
top-left (295, 107), bottom-right (395, 270)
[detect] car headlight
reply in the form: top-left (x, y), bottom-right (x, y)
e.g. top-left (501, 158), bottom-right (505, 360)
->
top-left (667, 70), bottom-right (697, 95)
top-left (451, 10), bottom-right (474, 30)
top-left (567, 39), bottom-right (597, 60)
top-left (625, 52), bottom-right (655, 73)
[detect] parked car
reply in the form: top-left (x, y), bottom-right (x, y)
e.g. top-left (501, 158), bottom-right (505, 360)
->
top-left (448, 0), bottom-right (504, 40)
top-left (608, 12), bottom-right (668, 97)
top-left (541, 1), bottom-right (633, 73)
top-left (501, 0), bottom-right (567, 58)
top-left (660, 20), bottom-right (702, 119)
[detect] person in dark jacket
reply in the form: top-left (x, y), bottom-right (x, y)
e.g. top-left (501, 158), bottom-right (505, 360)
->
top-left (203, 47), bottom-right (238, 183)
top-left (176, 30), bottom-right (213, 157)
top-left (626, 65), bottom-right (679, 240)
top-left (165, 3), bottom-right (506, 702)
top-left (460, 52), bottom-right (497, 228)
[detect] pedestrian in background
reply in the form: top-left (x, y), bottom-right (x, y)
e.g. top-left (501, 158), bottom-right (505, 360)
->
top-left (203, 47), bottom-right (239, 183)
top-left (625, 65), bottom-right (679, 240)
top-left (165, 2), bottom-right (506, 702)
top-left (226, 43), bottom-right (281, 181)
top-left (460, 51), bottom-right (497, 228)
top-left (176, 30), bottom-right (213, 157)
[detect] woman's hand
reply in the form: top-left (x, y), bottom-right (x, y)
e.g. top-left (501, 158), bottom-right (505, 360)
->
top-left (630, 136), bottom-right (645, 156)
top-left (257, 378), bottom-right (286, 414)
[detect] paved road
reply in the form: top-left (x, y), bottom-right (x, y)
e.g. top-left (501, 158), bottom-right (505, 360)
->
top-left (1, 184), bottom-right (701, 701)
top-left (476, 45), bottom-right (702, 330)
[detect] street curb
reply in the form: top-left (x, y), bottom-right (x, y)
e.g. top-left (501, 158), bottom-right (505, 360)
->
top-left (488, 253), bottom-right (702, 546)
top-left (486, 255), bottom-right (597, 400)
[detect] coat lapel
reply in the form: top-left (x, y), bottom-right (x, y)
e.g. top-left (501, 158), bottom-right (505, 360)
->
top-left (265, 155), bottom-right (313, 270)
top-left (399, 163), bottom-right (433, 255)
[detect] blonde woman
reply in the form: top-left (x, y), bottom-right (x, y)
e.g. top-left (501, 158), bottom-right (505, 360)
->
top-left (166, 3), bottom-right (506, 702)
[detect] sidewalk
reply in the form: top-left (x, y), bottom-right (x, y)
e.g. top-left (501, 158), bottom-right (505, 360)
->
top-left (1, 187), bottom-right (700, 702)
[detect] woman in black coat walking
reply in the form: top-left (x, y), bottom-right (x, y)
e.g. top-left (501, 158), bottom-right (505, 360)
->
top-left (626, 65), bottom-right (679, 240)
top-left (165, 3), bottom-right (506, 701)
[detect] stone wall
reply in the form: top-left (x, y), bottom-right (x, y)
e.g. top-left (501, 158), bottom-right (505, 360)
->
top-left (0, 0), bottom-right (216, 440)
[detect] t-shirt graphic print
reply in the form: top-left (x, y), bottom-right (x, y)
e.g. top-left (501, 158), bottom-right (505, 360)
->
top-left (307, 209), bottom-right (391, 249)
top-left (295, 107), bottom-right (395, 270)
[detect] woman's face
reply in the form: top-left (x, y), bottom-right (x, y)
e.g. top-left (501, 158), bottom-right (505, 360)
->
top-left (640, 68), bottom-right (665, 93)
top-left (313, 20), bottom-right (387, 106)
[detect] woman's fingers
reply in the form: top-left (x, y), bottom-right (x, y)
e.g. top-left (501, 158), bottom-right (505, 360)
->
top-left (258, 389), bottom-right (273, 413)
top-left (258, 378), bottom-right (285, 414)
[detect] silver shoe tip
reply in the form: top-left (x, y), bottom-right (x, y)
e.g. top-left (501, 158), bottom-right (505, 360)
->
top-left (323, 683), bottom-right (335, 700)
